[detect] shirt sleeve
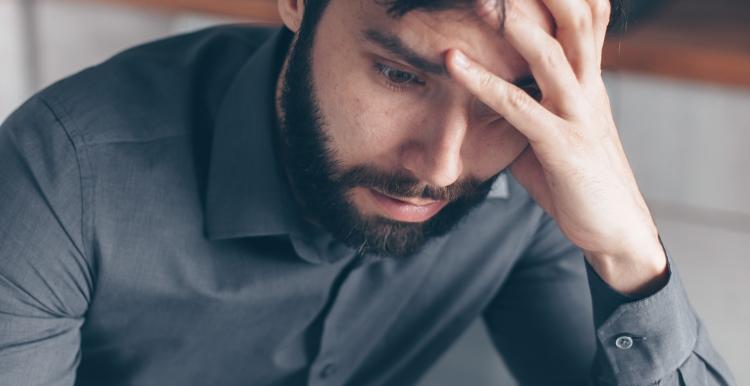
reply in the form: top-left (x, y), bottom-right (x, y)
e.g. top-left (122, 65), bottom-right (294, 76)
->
top-left (586, 248), bottom-right (736, 385)
top-left (484, 211), bottom-right (736, 385)
top-left (0, 96), bottom-right (93, 386)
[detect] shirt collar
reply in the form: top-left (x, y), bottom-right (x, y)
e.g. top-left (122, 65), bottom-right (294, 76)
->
top-left (205, 27), bottom-right (301, 240)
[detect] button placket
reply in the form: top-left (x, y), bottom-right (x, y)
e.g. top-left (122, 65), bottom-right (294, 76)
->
top-left (306, 252), bottom-right (366, 386)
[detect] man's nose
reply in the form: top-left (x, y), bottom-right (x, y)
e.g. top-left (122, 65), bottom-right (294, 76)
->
top-left (400, 104), bottom-right (468, 188)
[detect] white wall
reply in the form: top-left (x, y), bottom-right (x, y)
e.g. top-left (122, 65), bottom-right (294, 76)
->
top-left (0, 0), bottom-right (31, 120)
top-left (609, 73), bottom-right (750, 217)
top-left (34, 0), bottom-right (173, 88)
top-left (0, 0), bottom-right (237, 122)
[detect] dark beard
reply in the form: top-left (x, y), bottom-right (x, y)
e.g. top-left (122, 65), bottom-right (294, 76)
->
top-left (277, 28), bottom-right (498, 258)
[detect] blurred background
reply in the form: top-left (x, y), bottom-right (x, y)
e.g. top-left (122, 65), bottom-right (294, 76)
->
top-left (0, 0), bottom-right (748, 384)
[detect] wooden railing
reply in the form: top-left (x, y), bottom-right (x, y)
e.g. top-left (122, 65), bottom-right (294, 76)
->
top-left (602, 0), bottom-right (750, 87)
top-left (83, 0), bottom-right (750, 87)
top-left (88, 0), bottom-right (281, 23)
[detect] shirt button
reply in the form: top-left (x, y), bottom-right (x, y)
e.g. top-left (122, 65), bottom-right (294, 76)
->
top-left (320, 364), bottom-right (337, 379)
top-left (615, 335), bottom-right (634, 350)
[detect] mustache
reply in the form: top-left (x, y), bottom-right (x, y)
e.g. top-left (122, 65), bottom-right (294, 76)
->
top-left (337, 165), bottom-right (487, 202)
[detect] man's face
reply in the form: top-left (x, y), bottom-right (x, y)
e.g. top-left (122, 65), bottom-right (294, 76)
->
top-left (278, 0), bottom-right (553, 257)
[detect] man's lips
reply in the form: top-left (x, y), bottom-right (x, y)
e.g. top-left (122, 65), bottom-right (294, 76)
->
top-left (367, 188), bottom-right (448, 223)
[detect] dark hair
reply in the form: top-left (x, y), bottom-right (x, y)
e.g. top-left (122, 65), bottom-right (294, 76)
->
top-left (301, 0), bottom-right (626, 30)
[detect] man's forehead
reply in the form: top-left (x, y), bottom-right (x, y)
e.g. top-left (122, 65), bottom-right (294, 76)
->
top-left (348, 0), bottom-right (554, 81)
top-left (352, 0), bottom-right (553, 33)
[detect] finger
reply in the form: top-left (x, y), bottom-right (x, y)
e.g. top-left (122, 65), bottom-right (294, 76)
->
top-left (446, 49), bottom-right (565, 147)
top-left (540, 0), bottom-right (597, 79)
top-left (510, 146), bottom-right (555, 216)
top-left (585, 0), bottom-right (612, 66)
top-left (502, 9), bottom-right (585, 115)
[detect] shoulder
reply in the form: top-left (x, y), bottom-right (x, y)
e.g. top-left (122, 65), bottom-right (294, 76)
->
top-left (37, 25), bottom-right (277, 146)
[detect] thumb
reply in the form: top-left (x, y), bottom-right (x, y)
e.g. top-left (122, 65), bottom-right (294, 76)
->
top-left (510, 146), bottom-right (555, 216)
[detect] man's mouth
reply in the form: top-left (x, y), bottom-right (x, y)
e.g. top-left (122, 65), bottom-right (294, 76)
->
top-left (366, 188), bottom-right (448, 223)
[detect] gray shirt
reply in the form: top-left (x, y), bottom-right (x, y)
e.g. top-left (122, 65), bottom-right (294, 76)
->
top-left (0, 26), bottom-right (735, 386)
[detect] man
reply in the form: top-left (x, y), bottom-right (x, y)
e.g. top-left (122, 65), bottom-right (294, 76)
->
top-left (0, 0), bottom-right (736, 384)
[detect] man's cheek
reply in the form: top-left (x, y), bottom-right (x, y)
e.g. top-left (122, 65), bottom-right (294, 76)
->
top-left (333, 98), bottom-right (410, 160)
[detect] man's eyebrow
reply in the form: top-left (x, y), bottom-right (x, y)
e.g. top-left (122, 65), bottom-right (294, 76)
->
top-left (362, 29), bottom-right (448, 77)
top-left (363, 28), bottom-right (536, 88)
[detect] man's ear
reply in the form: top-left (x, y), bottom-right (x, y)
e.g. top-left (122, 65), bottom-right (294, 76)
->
top-left (278, 0), bottom-right (306, 32)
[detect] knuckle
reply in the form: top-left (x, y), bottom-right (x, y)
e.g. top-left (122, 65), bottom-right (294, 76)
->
top-left (475, 0), bottom-right (504, 30)
top-left (538, 44), bottom-right (566, 69)
top-left (503, 4), bottom-right (522, 28)
top-left (477, 71), bottom-right (496, 91)
top-left (506, 87), bottom-right (531, 111)
top-left (568, 9), bottom-right (593, 32)
top-left (474, 0), bottom-right (502, 23)
top-left (591, 0), bottom-right (612, 24)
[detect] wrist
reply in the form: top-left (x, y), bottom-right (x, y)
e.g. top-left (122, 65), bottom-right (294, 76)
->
top-left (585, 236), bottom-right (668, 296)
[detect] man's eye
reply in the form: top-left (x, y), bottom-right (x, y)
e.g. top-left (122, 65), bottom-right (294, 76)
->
top-left (374, 62), bottom-right (424, 89)
top-left (384, 68), bottom-right (415, 84)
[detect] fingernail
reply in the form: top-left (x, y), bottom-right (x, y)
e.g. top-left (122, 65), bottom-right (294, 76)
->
top-left (453, 51), bottom-right (470, 69)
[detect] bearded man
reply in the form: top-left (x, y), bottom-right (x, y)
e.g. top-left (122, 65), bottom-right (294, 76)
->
top-left (0, 0), bottom-right (735, 385)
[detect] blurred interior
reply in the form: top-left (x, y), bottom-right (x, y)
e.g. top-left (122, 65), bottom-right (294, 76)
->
top-left (1, 0), bottom-right (748, 384)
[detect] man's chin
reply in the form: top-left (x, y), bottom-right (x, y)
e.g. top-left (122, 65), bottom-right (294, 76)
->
top-left (332, 185), bottom-right (493, 257)
top-left (344, 217), bottom-right (430, 258)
